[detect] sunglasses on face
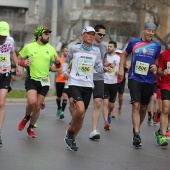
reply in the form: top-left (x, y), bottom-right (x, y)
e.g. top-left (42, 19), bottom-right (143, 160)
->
top-left (96, 32), bottom-right (105, 37)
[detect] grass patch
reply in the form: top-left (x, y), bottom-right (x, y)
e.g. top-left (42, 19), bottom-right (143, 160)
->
top-left (7, 90), bottom-right (56, 98)
top-left (7, 90), bottom-right (27, 98)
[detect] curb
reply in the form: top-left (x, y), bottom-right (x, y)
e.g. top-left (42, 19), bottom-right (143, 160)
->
top-left (6, 96), bottom-right (56, 103)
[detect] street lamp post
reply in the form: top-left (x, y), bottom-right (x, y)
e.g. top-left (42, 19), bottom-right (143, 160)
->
top-left (49, 0), bottom-right (58, 95)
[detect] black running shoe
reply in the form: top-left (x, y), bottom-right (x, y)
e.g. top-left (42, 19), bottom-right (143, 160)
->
top-left (132, 134), bottom-right (142, 147)
top-left (64, 130), bottom-right (78, 151)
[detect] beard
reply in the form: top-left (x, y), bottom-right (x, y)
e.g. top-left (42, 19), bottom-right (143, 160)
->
top-left (0, 37), bottom-right (6, 45)
top-left (40, 37), bottom-right (49, 45)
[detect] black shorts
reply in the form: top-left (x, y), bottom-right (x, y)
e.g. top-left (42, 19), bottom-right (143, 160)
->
top-left (0, 72), bottom-right (11, 92)
top-left (152, 83), bottom-right (157, 94)
top-left (161, 89), bottom-right (170, 100)
top-left (69, 85), bottom-right (93, 109)
top-left (93, 80), bottom-right (104, 99)
top-left (25, 78), bottom-right (49, 96)
top-left (118, 80), bottom-right (126, 94)
top-left (56, 82), bottom-right (65, 97)
top-left (128, 79), bottom-right (153, 106)
top-left (103, 83), bottom-right (118, 103)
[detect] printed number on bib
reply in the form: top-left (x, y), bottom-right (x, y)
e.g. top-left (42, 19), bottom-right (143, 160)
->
top-left (77, 57), bottom-right (93, 75)
top-left (135, 61), bottom-right (149, 75)
top-left (40, 76), bottom-right (51, 86)
top-left (0, 56), bottom-right (8, 63)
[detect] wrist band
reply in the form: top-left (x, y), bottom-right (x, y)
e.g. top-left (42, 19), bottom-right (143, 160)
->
top-left (19, 61), bottom-right (25, 67)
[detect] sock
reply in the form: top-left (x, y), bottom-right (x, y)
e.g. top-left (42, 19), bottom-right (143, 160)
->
top-left (68, 127), bottom-right (74, 132)
top-left (24, 115), bottom-right (31, 121)
top-left (28, 124), bottom-right (34, 128)
top-left (62, 99), bottom-right (67, 112)
top-left (56, 99), bottom-right (61, 110)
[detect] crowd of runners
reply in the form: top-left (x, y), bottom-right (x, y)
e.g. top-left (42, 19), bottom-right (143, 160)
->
top-left (0, 21), bottom-right (170, 151)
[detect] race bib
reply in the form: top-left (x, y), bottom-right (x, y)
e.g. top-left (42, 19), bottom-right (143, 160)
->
top-left (105, 67), bottom-right (116, 75)
top-left (40, 76), bottom-right (51, 86)
top-left (77, 57), bottom-right (93, 75)
top-left (135, 61), bottom-right (149, 75)
top-left (0, 55), bottom-right (8, 63)
top-left (167, 62), bottom-right (170, 72)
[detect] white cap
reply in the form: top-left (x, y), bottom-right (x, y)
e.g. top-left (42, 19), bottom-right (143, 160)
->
top-left (115, 49), bottom-right (122, 54)
top-left (82, 26), bottom-right (95, 34)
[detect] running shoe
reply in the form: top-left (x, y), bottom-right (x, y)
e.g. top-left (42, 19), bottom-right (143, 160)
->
top-left (147, 114), bottom-right (152, 125)
top-left (104, 122), bottom-right (110, 130)
top-left (64, 130), bottom-right (78, 151)
top-left (108, 114), bottom-right (112, 124)
top-left (59, 111), bottom-right (64, 119)
top-left (154, 129), bottom-right (161, 138)
top-left (56, 109), bottom-right (61, 117)
top-left (89, 130), bottom-right (100, 140)
top-left (156, 135), bottom-right (168, 146)
top-left (0, 136), bottom-right (3, 146)
top-left (41, 103), bottom-right (45, 111)
top-left (132, 134), bottom-right (142, 147)
top-left (154, 112), bottom-right (160, 123)
top-left (18, 117), bottom-right (29, 131)
top-left (27, 128), bottom-right (37, 138)
top-left (112, 116), bottom-right (115, 119)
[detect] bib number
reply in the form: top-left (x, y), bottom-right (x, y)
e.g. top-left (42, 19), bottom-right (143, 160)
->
top-left (77, 57), bottom-right (93, 75)
top-left (135, 61), bottom-right (149, 75)
top-left (40, 76), bottom-right (51, 86)
top-left (0, 56), bottom-right (8, 63)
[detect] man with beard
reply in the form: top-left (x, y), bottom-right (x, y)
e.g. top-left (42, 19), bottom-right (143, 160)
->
top-left (118, 22), bottom-right (161, 147)
top-left (17, 26), bottom-right (60, 138)
top-left (0, 21), bottom-right (22, 145)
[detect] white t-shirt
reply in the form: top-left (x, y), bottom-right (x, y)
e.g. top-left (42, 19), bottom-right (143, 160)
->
top-left (104, 54), bottom-right (120, 84)
top-left (62, 44), bottom-right (104, 88)
top-left (0, 36), bottom-right (14, 74)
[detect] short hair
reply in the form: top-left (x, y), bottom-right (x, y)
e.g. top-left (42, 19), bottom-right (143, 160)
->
top-left (94, 24), bottom-right (106, 32)
top-left (62, 46), bottom-right (69, 51)
top-left (109, 41), bottom-right (117, 48)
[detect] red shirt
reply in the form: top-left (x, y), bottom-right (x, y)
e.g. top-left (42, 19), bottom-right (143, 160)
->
top-left (158, 49), bottom-right (170, 90)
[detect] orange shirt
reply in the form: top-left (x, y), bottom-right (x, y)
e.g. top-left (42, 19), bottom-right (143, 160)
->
top-left (56, 57), bottom-right (66, 83)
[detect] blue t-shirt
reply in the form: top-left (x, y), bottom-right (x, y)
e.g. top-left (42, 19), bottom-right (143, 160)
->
top-left (126, 38), bottom-right (161, 84)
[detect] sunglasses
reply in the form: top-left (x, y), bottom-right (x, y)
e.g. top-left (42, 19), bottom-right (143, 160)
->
top-left (96, 32), bottom-right (105, 37)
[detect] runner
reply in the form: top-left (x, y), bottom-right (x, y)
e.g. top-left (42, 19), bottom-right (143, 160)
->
top-left (17, 26), bottom-right (60, 138)
top-left (55, 47), bottom-right (69, 119)
top-left (102, 41), bottom-right (120, 130)
top-left (0, 21), bottom-right (22, 145)
top-left (118, 22), bottom-right (161, 147)
top-left (154, 41), bottom-right (170, 146)
top-left (62, 26), bottom-right (111, 151)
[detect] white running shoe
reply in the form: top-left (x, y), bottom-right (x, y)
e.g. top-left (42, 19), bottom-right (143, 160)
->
top-left (89, 130), bottom-right (100, 140)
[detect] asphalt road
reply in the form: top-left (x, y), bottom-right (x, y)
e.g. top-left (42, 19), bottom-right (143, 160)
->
top-left (1, 93), bottom-right (170, 170)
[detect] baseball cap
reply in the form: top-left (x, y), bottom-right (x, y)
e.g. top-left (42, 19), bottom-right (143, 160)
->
top-left (33, 26), bottom-right (52, 37)
top-left (82, 26), bottom-right (95, 34)
top-left (0, 21), bottom-right (10, 36)
top-left (115, 49), bottom-right (122, 54)
top-left (144, 22), bottom-right (156, 31)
